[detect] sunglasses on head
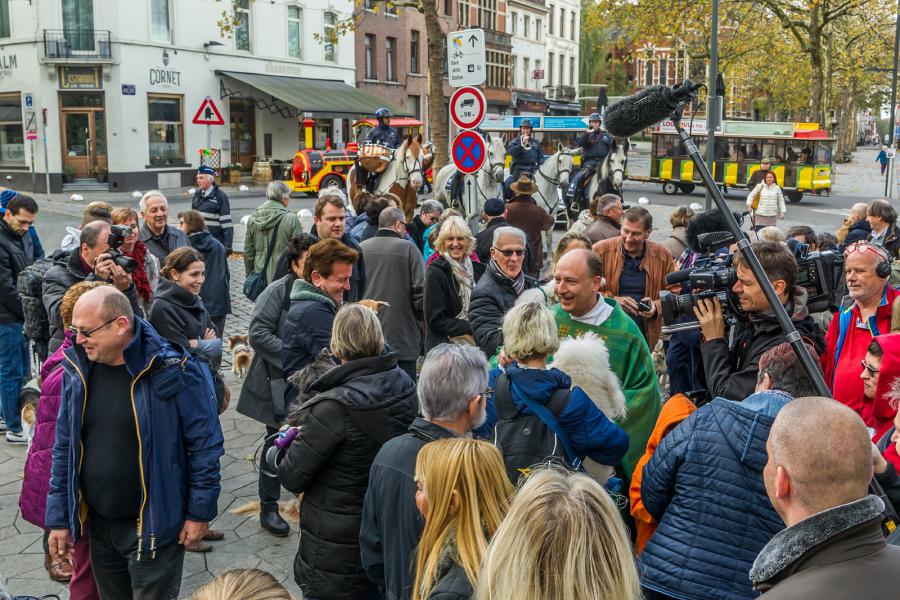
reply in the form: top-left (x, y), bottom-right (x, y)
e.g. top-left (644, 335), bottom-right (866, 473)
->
top-left (493, 247), bottom-right (525, 257)
top-left (843, 241), bottom-right (889, 261)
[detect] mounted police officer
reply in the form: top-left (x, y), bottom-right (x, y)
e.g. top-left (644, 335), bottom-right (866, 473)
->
top-left (566, 113), bottom-right (612, 206)
top-left (504, 118), bottom-right (543, 199)
top-left (366, 107), bottom-right (400, 149)
top-left (192, 165), bottom-right (233, 254)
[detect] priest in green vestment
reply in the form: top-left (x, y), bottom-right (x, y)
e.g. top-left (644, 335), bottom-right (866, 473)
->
top-left (552, 249), bottom-right (662, 478)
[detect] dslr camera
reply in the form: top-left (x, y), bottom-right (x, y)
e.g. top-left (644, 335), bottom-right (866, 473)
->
top-left (105, 224), bottom-right (138, 274)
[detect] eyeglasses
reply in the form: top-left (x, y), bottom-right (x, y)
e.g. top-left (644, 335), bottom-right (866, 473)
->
top-left (844, 241), bottom-right (889, 261)
top-left (493, 247), bottom-right (525, 257)
top-left (861, 359), bottom-right (880, 377)
top-left (68, 316), bottom-right (121, 339)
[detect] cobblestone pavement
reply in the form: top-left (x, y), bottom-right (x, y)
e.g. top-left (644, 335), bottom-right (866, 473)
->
top-left (0, 259), bottom-right (304, 599)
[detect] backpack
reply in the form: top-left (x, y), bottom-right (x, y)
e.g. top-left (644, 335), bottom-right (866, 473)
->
top-left (16, 256), bottom-right (57, 344)
top-left (491, 372), bottom-right (579, 484)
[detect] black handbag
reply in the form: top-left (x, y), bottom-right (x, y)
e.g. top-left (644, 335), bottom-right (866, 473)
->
top-left (243, 214), bottom-right (285, 301)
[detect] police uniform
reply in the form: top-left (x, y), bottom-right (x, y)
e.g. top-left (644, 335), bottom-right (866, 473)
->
top-left (365, 124), bottom-right (401, 150)
top-left (192, 168), bottom-right (233, 253)
top-left (568, 118), bottom-right (612, 202)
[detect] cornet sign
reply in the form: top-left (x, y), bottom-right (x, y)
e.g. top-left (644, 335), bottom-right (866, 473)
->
top-left (450, 86), bottom-right (486, 130)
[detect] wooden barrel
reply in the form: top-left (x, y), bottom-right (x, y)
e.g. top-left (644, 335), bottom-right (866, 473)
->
top-left (252, 161), bottom-right (272, 185)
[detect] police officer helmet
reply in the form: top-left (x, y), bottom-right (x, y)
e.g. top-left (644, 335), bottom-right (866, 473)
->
top-left (519, 118), bottom-right (533, 129)
top-left (589, 112), bottom-right (602, 122)
top-left (375, 107), bottom-right (392, 119)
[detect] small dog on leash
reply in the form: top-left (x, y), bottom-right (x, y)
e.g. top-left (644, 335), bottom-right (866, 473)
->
top-left (228, 335), bottom-right (253, 378)
top-left (19, 385), bottom-right (40, 450)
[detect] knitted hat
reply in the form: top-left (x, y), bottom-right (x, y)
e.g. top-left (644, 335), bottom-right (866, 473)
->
top-left (484, 197), bottom-right (506, 217)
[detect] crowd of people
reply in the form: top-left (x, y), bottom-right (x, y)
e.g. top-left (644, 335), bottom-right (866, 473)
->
top-left (3, 163), bottom-right (900, 600)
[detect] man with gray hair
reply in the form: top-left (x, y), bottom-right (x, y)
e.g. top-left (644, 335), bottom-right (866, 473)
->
top-left (469, 225), bottom-right (539, 356)
top-left (750, 397), bottom-right (900, 597)
top-left (138, 191), bottom-right (189, 262)
top-left (360, 206), bottom-right (425, 379)
top-left (360, 344), bottom-right (489, 600)
top-left (407, 199), bottom-right (443, 253)
top-left (245, 180), bottom-right (303, 285)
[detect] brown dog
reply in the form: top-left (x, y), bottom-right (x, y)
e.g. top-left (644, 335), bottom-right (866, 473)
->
top-left (228, 335), bottom-right (253, 378)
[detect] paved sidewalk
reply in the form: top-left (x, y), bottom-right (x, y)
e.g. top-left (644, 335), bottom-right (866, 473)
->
top-left (0, 259), bottom-right (303, 599)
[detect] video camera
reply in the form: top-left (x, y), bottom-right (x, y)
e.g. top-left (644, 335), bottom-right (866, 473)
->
top-left (106, 224), bottom-right (138, 274)
top-left (660, 232), bottom-right (843, 335)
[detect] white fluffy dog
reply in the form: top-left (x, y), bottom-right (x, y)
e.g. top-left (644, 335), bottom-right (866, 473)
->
top-left (549, 332), bottom-right (627, 421)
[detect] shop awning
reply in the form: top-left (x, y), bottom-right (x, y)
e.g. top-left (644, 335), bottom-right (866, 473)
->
top-left (217, 70), bottom-right (409, 119)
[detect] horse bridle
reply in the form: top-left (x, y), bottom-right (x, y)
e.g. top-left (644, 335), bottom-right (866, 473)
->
top-left (395, 145), bottom-right (424, 187)
top-left (537, 150), bottom-right (573, 187)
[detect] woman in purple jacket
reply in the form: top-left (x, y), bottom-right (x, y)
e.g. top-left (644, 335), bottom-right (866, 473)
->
top-left (19, 281), bottom-right (103, 597)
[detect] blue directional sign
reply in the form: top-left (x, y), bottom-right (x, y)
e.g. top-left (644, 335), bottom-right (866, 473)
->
top-left (543, 116), bottom-right (589, 130)
top-left (452, 131), bottom-right (486, 174)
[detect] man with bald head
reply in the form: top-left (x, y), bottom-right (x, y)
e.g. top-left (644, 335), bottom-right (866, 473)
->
top-left (552, 248), bottom-right (660, 478)
top-left (750, 397), bottom-right (900, 598)
top-left (43, 219), bottom-right (143, 352)
top-left (821, 241), bottom-right (897, 415)
top-left (839, 202), bottom-right (873, 253)
top-left (45, 287), bottom-right (223, 599)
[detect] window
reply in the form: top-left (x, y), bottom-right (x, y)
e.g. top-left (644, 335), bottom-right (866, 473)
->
top-left (558, 53), bottom-right (564, 85)
top-left (645, 60), bottom-right (653, 86)
top-left (458, 0), bottom-right (471, 27)
top-left (410, 30), bottom-right (420, 73)
top-left (150, 0), bottom-right (170, 42)
top-left (0, 0), bottom-right (9, 38)
top-left (323, 12), bottom-right (336, 62)
top-left (62, 0), bottom-right (94, 51)
top-left (486, 50), bottom-right (508, 88)
top-left (478, 0), bottom-right (496, 30)
top-left (548, 5), bottom-right (554, 35)
top-left (535, 58), bottom-right (542, 86)
top-left (558, 7), bottom-right (564, 36)
top-left (0, 94), bottom-right (23, 165)
top-left (364, 0), bottom-right (374, 8)
top-left (522, 57), bottom-right (528, 89)
top-left (386, 37), bottom-right (397, 81)
top-left (148, 94), bottom-right (184, 166)
top-left (570, 11), bottom-right (575, 40)
top-left (364, 34), bottom-right (376, 79)
top-left (548, 51), bottom-right (554, 85)
top-left (535, 18), bottom-right (542, 41)
top-left (523, 15), bottom-right (529, 38)
top-left (569, 55), bottom-right (575, 87)
top-left (408, 95), bottom-right (420, 119)
top-left (287, 6), bottom-right (302, 58)
top-left (510, 11), bottom-right (517, 35)
top-left (659, 57), bottom-right (667, 85)
top-left (511, 56), bottom-right (518, 87)
top-left (234, 0), bottom-right (251, 51)
top-left (444, 0), bottom-right (452, 17)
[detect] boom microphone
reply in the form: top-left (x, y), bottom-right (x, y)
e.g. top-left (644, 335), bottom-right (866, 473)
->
top-left (604, 80), bottom-right (704, 138)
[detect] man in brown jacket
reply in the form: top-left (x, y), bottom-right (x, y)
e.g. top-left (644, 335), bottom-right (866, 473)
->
top-left (505, 175), bottom-right (554, 278)
top-left (585, 192), bottom-right (624, 244)
top-left (750, 396), bottom-right (900, 598)
top-left (592, 206), bottom-right (678, 350)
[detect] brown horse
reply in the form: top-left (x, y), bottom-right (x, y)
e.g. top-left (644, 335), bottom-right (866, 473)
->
top-left (348, 135), bottom-right (425, 221)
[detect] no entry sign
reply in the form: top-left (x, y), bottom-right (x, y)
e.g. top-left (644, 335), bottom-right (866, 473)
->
top-left (452, 131), bottom-right (486, 175)
top-left (450, 86), bottom-right (486, 130)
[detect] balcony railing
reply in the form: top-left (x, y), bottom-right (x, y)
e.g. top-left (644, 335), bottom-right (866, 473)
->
top-left (43, 29), bottom-right (112, 60)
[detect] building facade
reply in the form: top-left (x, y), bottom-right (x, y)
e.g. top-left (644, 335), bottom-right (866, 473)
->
top-left (543, 0), bottom-right (579, 114)
top-left (507, 0), bottom-right (549, 114)
top-left (457, 0), bottom-right (512, 114)
top-left (354, 4), bottom-right (429, 127)
top-left (0, 0), bottom-right (401, 193)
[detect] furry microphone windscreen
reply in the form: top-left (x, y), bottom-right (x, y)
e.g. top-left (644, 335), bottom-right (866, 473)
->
top-left (685, 209), bottom-right (741, 252)
top-left (604, 86), bottom-right (676, 138)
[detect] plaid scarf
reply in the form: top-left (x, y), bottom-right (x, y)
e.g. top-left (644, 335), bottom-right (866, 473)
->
top-left (488, 258), bottom-right (526, 295)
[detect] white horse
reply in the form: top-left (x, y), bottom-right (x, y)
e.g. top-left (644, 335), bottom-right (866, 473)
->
top-left (584, 137), bottom-right (629, 202)
top-left (432, 133), bottom-right (507, 216)
top-left (531, 146), bottom-right (578, 222)
top-left (348, 135), bottom-right (426, 221)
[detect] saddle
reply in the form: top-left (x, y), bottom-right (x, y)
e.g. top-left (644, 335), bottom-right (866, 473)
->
top-left (359, 143), bottom-right (392, 174)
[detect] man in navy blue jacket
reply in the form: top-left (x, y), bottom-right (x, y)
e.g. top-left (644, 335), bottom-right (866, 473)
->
top-left (46, 286), bottom-right (223, 599)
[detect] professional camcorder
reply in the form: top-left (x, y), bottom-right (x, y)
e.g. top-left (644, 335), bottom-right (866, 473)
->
top-left (660, 232), bottom-right (843, 334)
top-left (106, 224), bottom-right (138, 274)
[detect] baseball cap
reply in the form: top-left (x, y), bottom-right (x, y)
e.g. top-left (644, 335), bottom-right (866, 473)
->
top-left (484, 198), bottom-right (506, 217)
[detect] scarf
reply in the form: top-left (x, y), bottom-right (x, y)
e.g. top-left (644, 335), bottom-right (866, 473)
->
top-left (488, 258), bottom-right (526, 295)
top-left (125, 240), bottom-right (153, 304)
top-left (443, 253), bottom-right (475, 318)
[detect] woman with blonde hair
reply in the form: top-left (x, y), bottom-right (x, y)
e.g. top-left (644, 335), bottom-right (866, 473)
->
top-left (424, 216), bottom-right (486, 350)
top-left (413, 438), bottom-right (513, 600)
top-left (476, 468), bottom-right (641, 600)
top-left (192, 568), bottom-right (293, 600)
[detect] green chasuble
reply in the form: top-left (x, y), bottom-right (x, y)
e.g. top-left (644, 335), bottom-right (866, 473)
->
top-left (553, 299), bottom-right (661, 479)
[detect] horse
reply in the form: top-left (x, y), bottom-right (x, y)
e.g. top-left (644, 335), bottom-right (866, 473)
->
top-left (585, 137), bottom-right (629, 201)
top-left (432, 133), bottom-right (507, 217)
top-left (348, 135), bottom-right (425, 221)
top-left (531, 145), bottom-right (578, 222)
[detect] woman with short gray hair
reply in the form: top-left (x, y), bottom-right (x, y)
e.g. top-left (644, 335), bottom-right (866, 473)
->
top-left (278, 302), bottom-right (418, 600)
top-left (482, 302), bottom-right (629, 484)
top-left (244, 180), bottom-right (303, 285)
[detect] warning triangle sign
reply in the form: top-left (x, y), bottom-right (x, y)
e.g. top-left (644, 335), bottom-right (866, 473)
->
top-left (192, 96), bottom-right (225, 125)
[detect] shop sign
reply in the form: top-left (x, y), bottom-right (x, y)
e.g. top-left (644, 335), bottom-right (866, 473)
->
top-left (149, 67), bottom-right (181, 87)
top-left (0, 54), bottom-right (17, 80)
top-left (58, 66), bottom-right (102, 90)
top-left (722, 121), bottom-right (794, 137)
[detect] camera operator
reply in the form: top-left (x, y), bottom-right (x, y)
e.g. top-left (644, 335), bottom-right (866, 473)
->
top-left (693, 241), bottom-right (824, 401)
